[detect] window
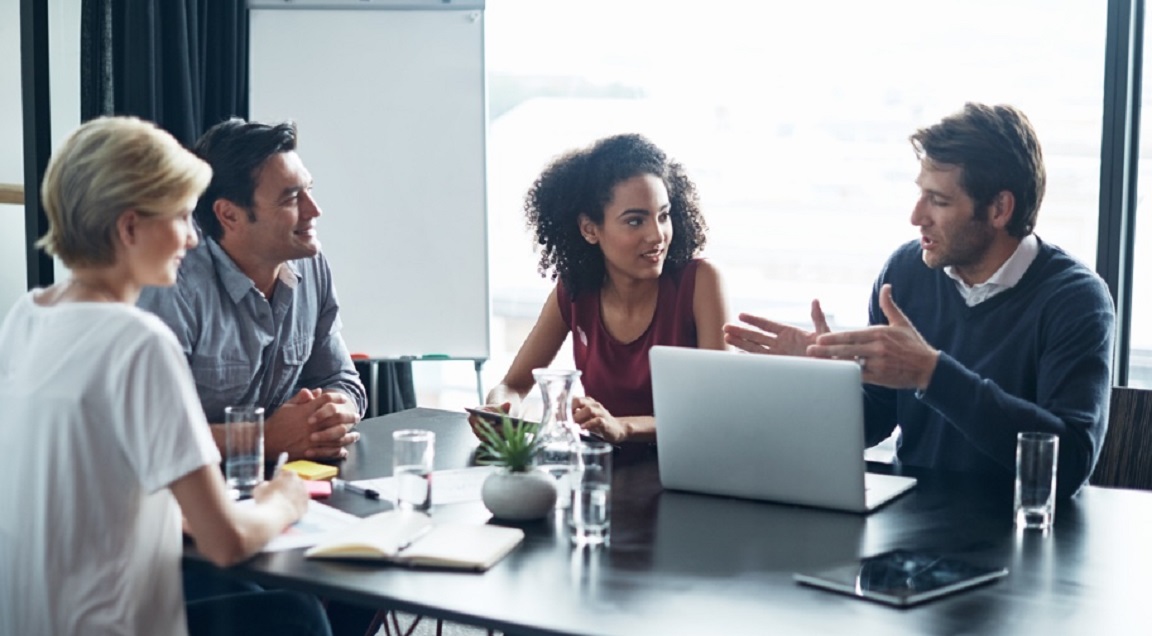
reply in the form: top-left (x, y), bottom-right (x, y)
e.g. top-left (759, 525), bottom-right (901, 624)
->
top-left (419, 0), bottom-right (1107, 409)
top-left (1127, 4), bottom-right (1152, 387)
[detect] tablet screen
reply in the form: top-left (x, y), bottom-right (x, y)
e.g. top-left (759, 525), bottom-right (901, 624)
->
top-left (793, 549), bottom-right (1008, 607)
top-left (464, 407), bottom-right (607, 443)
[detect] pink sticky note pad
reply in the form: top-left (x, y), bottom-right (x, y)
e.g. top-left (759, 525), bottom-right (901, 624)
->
top-left (305, 480), bottom-right (332, 499)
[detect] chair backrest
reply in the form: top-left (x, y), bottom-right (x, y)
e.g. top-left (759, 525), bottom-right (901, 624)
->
top-left (1091, 386), bottom-right (1152, 490)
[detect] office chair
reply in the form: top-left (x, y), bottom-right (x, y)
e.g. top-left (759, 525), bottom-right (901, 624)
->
top-left (363, 610), bottom-right (496, 636)
top-left (1090, 386), bottom-right (1152, 491)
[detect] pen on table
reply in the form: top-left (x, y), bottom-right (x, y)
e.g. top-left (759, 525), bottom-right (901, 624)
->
top-left (396, 524), bottom-right (434, 553)
top-left (333, 478), bottom-right (380, 500)
top-left (273, 451), bottom-right (289, 478)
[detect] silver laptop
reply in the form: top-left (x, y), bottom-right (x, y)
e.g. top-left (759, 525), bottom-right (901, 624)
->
top-left (650, 346), bottom-right (916, 513)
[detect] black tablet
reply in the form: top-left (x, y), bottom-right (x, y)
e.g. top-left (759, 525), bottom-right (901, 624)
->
top-left (793, 549), bottom-right (1008, 607)
top-left (463, 407), bottom-right (608, 443)
top-left (464, 406), bottom-right (528, 428)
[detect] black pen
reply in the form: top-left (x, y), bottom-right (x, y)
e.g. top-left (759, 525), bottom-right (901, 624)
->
top-left (332, 478), bottom-right (380, 500)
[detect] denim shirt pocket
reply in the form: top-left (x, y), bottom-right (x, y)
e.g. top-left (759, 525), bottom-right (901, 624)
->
top-left (282, 336), bottom-right (313, 368)
top-left (190, 356), bottom-right (252, 412)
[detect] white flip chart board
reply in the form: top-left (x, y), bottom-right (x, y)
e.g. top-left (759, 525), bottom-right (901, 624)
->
top-left (249, 0), bottom-right (490, 359)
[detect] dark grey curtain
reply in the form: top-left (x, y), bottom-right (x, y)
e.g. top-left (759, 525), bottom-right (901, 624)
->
top-left (80, 0), bottom-right (248, 147)
top-left (354, 360), bottom-right (417, 417)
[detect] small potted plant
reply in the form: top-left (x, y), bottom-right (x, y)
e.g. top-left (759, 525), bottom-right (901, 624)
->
top-left (475, 414), bottom-right (558, 521)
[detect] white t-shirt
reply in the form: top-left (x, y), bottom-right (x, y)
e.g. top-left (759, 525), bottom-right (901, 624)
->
top-left (0, 292), bottom-right (220, 636)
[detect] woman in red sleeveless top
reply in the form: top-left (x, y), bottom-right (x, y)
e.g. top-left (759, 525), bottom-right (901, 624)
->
top-left (483, 134), bottom-right (729, 444)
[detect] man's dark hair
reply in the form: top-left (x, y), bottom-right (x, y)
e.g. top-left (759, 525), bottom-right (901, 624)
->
top-left (192, 118), bottom-right (298, 240)
top-left (910, 103), bottom-right (1046, 238)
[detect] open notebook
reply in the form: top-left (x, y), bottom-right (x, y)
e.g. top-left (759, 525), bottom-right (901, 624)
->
top-left (304, 510), bottom-right (525, 571)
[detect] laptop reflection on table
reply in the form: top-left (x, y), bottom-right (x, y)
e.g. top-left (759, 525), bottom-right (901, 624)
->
top-left (651, 489), bottom-right (867, 575)
top-left (650, 346), bottom-right (916, 514)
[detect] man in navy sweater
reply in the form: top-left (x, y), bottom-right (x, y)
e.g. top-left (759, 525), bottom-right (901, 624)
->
top-left (724, 103), bottom-right (1115, 498)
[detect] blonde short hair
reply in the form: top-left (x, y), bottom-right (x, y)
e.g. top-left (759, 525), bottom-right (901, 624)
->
top-left (37, 116), bottom-right (212, 268)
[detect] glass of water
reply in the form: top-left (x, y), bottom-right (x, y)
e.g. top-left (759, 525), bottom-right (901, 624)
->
top-left (569, 440), bottom-right (612, 546)
top-left (393, 429), bottom-right (434, 512)
top-left (224, 405), bottom-right (265, 500)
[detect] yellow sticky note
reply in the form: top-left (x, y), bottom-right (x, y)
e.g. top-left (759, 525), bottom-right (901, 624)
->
top-left (282, 460), bottom-right (339, 481)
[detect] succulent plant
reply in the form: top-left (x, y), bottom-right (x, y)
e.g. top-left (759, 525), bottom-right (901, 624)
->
top-left (474, 414), bottom-right (542, 473)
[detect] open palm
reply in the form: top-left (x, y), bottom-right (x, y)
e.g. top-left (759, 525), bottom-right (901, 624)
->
top-left (722, 300), bottom-right (831, 357)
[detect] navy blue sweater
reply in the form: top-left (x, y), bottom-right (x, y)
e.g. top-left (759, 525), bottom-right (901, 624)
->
top-left (864, 239), bottom-right (1115, 498)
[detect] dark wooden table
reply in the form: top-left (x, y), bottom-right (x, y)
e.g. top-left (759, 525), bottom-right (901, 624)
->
top-left (191, 408), bottom-right (1152, 635)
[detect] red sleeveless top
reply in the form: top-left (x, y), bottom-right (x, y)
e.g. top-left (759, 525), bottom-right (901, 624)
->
top-left (556, 259), bottom-right (701, 417)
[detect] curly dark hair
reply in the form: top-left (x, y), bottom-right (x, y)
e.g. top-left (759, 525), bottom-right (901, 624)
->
top-left (525, 133), bottom-right (708, 297)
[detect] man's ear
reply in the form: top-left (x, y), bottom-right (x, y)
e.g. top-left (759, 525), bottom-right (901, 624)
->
top-left (578, 214), bottom-right (599, 245)
top-left (988, 191), bottom-right (1015, 230)
top-left (214, 199), bottom-right (245, 234)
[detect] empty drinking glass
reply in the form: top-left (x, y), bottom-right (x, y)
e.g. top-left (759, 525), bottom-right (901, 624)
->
top-left (1015, 432), bottom-right (1059, 531)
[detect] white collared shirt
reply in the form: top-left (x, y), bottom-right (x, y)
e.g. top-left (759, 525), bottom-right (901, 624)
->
top-left (945, 234), bottom-right (1039, 307)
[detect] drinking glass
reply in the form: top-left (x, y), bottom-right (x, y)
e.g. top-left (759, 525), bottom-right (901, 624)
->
top-left (570, 440), bottom-right (612, 546)
top-left (225, 405), bottom-right (265, 500)
top-left (1015, 432), bottom-right (1059, 531)
top-left (393, 429), bottom-right (435, 512)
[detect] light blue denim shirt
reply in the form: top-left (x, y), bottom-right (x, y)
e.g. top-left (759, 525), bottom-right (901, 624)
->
top-left (138, 237), bottom-right (367, 423)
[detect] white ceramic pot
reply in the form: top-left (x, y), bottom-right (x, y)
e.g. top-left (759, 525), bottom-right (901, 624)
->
top-left (481, 469), bottom-right (558, 521)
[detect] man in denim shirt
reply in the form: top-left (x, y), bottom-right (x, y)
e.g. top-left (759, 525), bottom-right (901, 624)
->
top-left (139, 118), bottom-right (366, 460)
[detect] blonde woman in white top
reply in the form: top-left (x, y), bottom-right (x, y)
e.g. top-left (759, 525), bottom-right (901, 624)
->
top-left (0, 116), bottom-right (330, 636)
